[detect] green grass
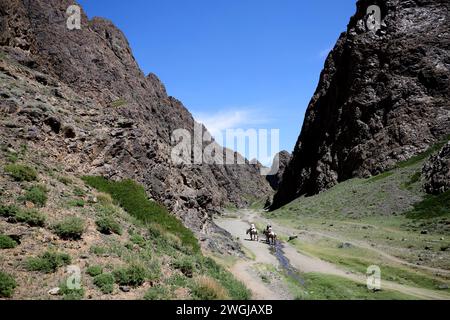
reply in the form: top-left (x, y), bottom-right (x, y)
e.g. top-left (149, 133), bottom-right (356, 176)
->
top-left (0, 234), bottom-right (18, 249)
top-left (0, 204), bottom-right (19, 218)
top-left (403, 172), bottom-right (422, 189)
top-left (14, 209), bottom-right (46, 227)
top-left (0, 271), bottom-right (17, 298)
top-left (196, 256), bottom-right (251, 300)
top-left (172, 256), bottom-right (195, 278)
top-left (109, 98), bottom-right (127, 108)
top-left (96, 216), bottom-right (122, 235)
top-left (57, 176), bottom-right (73, 185)
top-left (113, 264), bottom-right (148, 287)
top-left (93, 273), bottom-right (115, 294)
top-left (144, 285), bottom-right (171, 300)
top-left (395, 135), bottom-right (450, 169)
top-left (366, 171), bottom-right (394, 183)
top-left (406, 190), bottom-right (450, 219)
top-left (86, 265), bottom-right (103, 277)
top-left (4, 164), bottom-right (37, 182)
top-left (26, 251), bottom-right (71, 273)
top-left (296, 273), bottom-right (414, 300)
top-left (67, 199), bottom-right (85, 207)
top-left (73, 187), bottom-right (86, 197)
top-left (82, 176), bottom-right (200, 252)
top-left (53, 217), bottom-right (85, 240)
top-left (59, 281), bottom-right (85, 300)
top-left (21, 185), bottom-right (48, 207)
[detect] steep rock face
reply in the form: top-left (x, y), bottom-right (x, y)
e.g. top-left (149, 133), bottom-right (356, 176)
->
top-left (266, 151), bottom-right (291, 190)
top-left (0, 0), bottom-right (271, 238)
top-left (423, 142), bottom-right (450, 195)
top-left (272, 0), bottom-right (450, 209)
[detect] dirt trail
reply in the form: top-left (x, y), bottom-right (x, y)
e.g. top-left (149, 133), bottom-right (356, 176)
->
top-left (215, 210), bottom-right (450, 300)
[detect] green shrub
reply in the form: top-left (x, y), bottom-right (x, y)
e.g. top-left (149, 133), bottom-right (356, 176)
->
top-left (113, 264), bottom-right (147, 287)
top-left (82, 176), bottom-right (199, 252)
top-left (53, 217), bottom-right (85, 240)
top-left (96, 216), bottom-right (122, 235)
top-left (0, 204), bottom-right (19, 218)
top-left (59, 281), bottom-right (85, 300)
top-left (22, 185), bottom-right (48, 207)
top-left (0, 234), bottom-right (18, 249)
top-left (144, 285), bottom-right (171, 300)
top-left (73, 187), bottom-right (86, 197)
top-left (57, 176), bottom-right (73, 185)
top-left (26, 251), bottom-right (71, 273)
top-left (0, 271), bottom-right (17, 298)
top-left (130, 233), bottom-right (146, 247)
top-left (67, 199), bottom-right (85, 207)
top-left (191, 275), bottom-right (230, 300)
top-left (86, 265), bottom-right (103, 277)
top-left (90, 245), bottom-right (107, 256)
top-left (4, 164), bottom-right (37, 182)
top-left (172, 256), bottom-right (195, 278)
top-left (93, 273), bottom-right (115, 294)
top-left (15, 209), bottom-right (46, 227)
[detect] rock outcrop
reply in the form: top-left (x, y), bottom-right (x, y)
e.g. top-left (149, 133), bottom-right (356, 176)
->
top-left (0, 0), bottom-right (271, 239)
top-left (423, 142), bottom-right (450, 195)
top-left (266, 151), bottom-right (291, 190)
top-left (271, 0), bottom-right (450, 210)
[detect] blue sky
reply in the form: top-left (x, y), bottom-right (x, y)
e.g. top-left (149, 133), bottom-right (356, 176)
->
top-left (78, 0), bottom-right (356, 165)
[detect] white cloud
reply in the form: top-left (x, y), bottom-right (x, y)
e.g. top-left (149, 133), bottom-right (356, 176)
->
top-left (194, 108), bottom-right (268, 137)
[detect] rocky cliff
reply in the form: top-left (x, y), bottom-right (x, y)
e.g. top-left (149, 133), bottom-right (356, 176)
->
top-left (423, 142), bottom-right (450, 195)
top-left (0, 0), bottom-right (271, 238)
top-left (266, 151), bottom-right (291, 190)
top-left (271, 0), bottom-right (450, 210)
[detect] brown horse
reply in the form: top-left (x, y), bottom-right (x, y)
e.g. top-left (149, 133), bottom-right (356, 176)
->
top-left (263, 229), bottom-right (277, 246)
top-left (246, 228), bottom-right (258, 241)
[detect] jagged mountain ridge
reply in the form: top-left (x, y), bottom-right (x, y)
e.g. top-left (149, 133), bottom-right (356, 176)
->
top-left (272, 0), bottom-right (450, 210)
top-left (0, 0), bottom-right (272, 238)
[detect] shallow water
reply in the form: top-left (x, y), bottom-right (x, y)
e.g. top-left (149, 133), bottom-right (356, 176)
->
top-left (269, 241), bottom-right (305, 286)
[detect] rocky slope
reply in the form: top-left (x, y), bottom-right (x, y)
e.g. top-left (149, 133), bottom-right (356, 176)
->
top-left (271, 0), bottom-right (450, 209)
top-left (266, 151), bottom-right (291, 190)
top-left (0, 0), bottom-right (271, 237)
top-left (423, 142), bottom-right (450, 195)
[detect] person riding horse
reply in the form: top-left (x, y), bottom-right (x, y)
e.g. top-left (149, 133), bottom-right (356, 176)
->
top-left (263, 224), bottom-right (277, 245)
top-left (246, 223), bottom-right (258, 241)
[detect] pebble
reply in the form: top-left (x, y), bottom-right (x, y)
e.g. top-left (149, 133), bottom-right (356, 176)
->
top-left (119, 286), bottom-right (131, 293)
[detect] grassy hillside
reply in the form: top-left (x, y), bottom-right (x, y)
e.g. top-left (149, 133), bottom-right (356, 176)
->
top-left (265, 140), bottom-right (450, 294)
top-left (0, 143), bottom-right (249, 300)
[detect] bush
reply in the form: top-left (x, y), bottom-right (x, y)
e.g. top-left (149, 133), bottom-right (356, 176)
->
top-left (67, 199), bottom-right (85, 207)
top-left (26, 251), bottom-right (71, 273)
top-left (57, 176), bottom-right (72, 185)
top-left (172, 256), bottom-right (195, 278)
top-left (82, 176), bottom-right (199, 252)
top-left (191, 276), bottom-right (230, 300)
top-left (86, 265), bottom-right (103, 277)
top-left (4, 164), bottom-right (37, 182)
top-left (0, 204), bottom-right (19, 218)
top-left (96, 216), bottom-right (122, 235)
top-left (130, 233), bottom-right (146, 247)
top-left (144, 285), bottom-right (171, 300)
top-left (406, 190), bottom-right (450, 219)
top-left (0, 234), bottom-right (18, 249)
top-left (73, 187), bottom-right (86, 197)
top-left (22, 185), bottom-right (48, 207)
top-left (93, 273), bottom-right (115, 294)
top-left (15, 209), bottom-right (46, 227)
top-left (113, 264), bottom-right (147, 287)
top-left (59, 281), bottom-right (85, 300)
top-left (53, 217), bottom-right (85, 240)
top-left (0, 271), bottom-right (17, 298)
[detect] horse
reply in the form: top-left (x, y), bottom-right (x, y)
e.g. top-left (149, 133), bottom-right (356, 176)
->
top-left (246, 227), bottom-right (258, 241)
top-left (263, 229), bottom-right (277, 246)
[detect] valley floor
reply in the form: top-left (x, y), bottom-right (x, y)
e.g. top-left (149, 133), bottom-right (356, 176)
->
top-left (213, 209), bottom-right (450, 300)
